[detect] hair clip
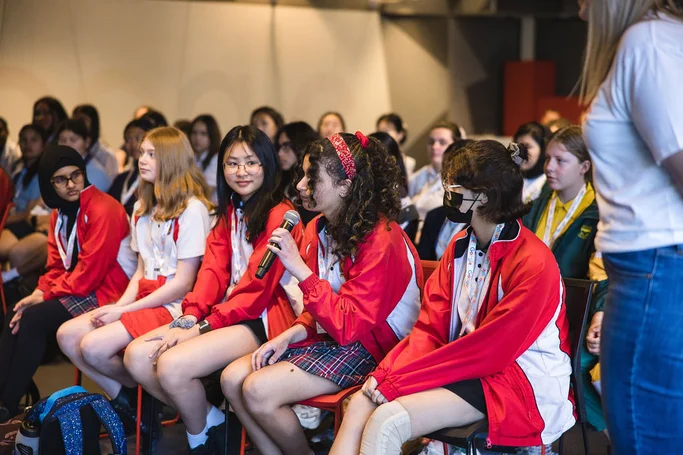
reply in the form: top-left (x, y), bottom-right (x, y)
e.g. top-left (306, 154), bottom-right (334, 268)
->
top-left (508, 142), bottom-right (524, 167)
top-left (355, 131), bottom-right (370, 149)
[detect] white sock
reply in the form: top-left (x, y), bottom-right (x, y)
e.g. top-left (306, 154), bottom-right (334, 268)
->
top-left (186, 429), bottom-right (208, 449)
top-left (186, 406), bottom-right (225, 449)
top-left (1, 268), bottom-right (19, 283)
top-left (206, 405), bottom-right (225, 429)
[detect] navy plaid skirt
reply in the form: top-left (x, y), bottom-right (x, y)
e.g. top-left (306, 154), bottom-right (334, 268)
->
top-left (278, 341), bottom-right (377, 389)
top-left (59, 292), bottom-right (99, 317)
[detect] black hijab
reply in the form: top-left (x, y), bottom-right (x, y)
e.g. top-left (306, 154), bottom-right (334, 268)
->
top-left (38, 145), bottom-right (90, 270)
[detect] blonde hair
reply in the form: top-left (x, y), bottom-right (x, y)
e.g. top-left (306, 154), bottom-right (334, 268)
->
top-left (136, 127), bottom-right (214, 221)
top-left (579, 0), bottom-right (683, 105)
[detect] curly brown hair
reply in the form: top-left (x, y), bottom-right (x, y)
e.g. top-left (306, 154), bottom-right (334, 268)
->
top-left (303, 133), bottom-right (401, 261)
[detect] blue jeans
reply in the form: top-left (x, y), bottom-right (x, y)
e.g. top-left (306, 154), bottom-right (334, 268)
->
top-left (602, 245), bottom-right (683, 454)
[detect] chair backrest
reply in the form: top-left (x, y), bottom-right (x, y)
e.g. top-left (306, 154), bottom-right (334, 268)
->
top-left (421, 260), bottom-right (439, 281)
top-left (562, 277), bottom-right (595, 424)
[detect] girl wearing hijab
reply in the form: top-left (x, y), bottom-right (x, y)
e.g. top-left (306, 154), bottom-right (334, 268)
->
top-left (0, 146), bottom-right (134, 422)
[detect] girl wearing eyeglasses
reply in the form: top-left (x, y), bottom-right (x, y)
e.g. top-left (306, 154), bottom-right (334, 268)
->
top-left (330, 140), bottom-right (574, 455)
top-left (123, 125), bottom-right (304, 454)
top-left (220, 132), bottom-right (422, 455)
top-left (56, 126), bottom-right (212, 449)
top-left (0, 145), bottom-right (134, 422)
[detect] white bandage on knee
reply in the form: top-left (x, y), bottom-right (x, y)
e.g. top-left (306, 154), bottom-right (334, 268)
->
top-left (360, 401), bottom-right (412, 455)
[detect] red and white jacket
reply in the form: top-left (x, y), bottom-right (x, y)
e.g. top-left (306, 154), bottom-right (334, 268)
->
top-left (37, 186), bottom-right (132, 305)
top-left (293, 216), bottom-right (424, 362)
top-left (371, 220), bottom-right (575, 447)
top-left (182, 201), bottom-right (304, 338)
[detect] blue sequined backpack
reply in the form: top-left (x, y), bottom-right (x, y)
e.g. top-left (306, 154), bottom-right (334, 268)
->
top-left (17, 386), bottom-right (126, 455)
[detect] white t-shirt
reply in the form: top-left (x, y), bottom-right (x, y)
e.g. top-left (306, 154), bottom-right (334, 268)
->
top-left (584, 14), bottom-right (683, 253)
top-left (130, 198), bottom-right (211, 317)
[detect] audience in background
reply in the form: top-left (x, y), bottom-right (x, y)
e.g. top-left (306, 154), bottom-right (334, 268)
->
top-left (190, 115), bottom-right (222, 202)
top-left (72, 104), bottom-right (119, 180)
top-left (57, 119), bottom-right (112, 192)
top-left (376, 113), bottom-right (415, 178)
top-left (108, 117), bottom-right (156, 216)
top-left (369, 131), bottom-right (419, 244)
top-left (32, 97), bottom-right (68, 144)
top-left (0, 118), bottom-right (21, 176)
top-left (514, 121), bottom-right (550, 203)
top-left (417, 139), bottom-right (474, 260)
top-left (275, 121), bottom-right (320, 225)
top-left (173, 119), bottom-right (192, 139)
top-left (250, 106), bottom-right (284, 143)
top-left (409, 121), bottom-right (462, 221)
top-left (0, 125), bottom-right (49, 285)
top-left (317, 111), bottom-right (346, 138)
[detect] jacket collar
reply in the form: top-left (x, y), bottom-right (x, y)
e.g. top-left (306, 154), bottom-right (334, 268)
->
top-left (453, 219), bottom-right (522, 263)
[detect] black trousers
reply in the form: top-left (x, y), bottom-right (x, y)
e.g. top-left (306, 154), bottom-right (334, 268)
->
top-left (0, 299), bottom-right (71, 415)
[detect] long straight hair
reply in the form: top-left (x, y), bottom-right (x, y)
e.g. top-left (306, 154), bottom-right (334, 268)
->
top-left (215, 125), bottom-right (285, 241)
top-left (136, 127), bottom-right (213, 221)
top-left (579, 0), bottom-right (683, 104)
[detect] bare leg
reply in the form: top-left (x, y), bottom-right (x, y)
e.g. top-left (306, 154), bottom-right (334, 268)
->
top-left (242, 361), bottom-right (341, 455)
top-left (9, 233), bottom-right (47, 275)
top-left (79, 321), bottom-right (137, 398)
top-left (221, 355), bottom-right (283, 455)
top-left (359, 387), bottom-right (485, 455)
top-left (330, 391), bottom-right (378, 455)
top-left (57, 313), bottom-right (131, 397)
top-left (0, 229), bottom-right (18, 261)
top-left (123, 324), bottom-right (176, 405)
top-left (156, 325), bottom-right (260, 435)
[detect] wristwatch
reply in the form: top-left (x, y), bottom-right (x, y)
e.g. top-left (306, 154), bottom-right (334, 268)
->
top-left (198, 320), bottom-right (213, 335)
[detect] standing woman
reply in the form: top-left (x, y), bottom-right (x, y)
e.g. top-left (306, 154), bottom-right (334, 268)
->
top-left (189, 114), bottom-right (221, 202)
top-left (581, 1), bottom-right (683, 451)
top-left (0, 146), bottom-right (134, 422)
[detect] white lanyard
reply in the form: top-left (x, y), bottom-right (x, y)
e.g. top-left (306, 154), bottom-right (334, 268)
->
top-left (230, 207), bottom-right (248, 287)
top-left (460, 223), bottom-right (504, 336)
top-left (149, 216), bottom-right (173, 277)
top-left (55, 210), bottom-right (80, 270)
top-left (543, 184), bottom-right (587, 248)
top-left (121, 170), bottom-right (139, 206)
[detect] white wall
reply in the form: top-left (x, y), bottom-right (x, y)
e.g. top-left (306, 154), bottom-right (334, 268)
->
top-left (0, 0), bottom-right (391, 145)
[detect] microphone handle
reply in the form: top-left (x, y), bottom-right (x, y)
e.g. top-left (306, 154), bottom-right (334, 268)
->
top-left (255, 220), bottom-right (295, 279)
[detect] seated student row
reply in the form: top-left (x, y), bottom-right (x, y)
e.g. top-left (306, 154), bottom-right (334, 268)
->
top-left (1, 126), bottom-right (582, 455)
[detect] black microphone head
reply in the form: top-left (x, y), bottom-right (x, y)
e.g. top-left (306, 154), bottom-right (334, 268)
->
top-left (283, 210), bottom-right (301, 227)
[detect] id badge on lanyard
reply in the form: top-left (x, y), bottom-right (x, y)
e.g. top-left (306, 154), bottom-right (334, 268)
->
top-left (149, 220), bottom-right (172, 279)
top-left (55, 210), bottom-right (80, 270)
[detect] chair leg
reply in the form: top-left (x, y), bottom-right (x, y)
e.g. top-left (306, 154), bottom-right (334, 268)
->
top-left (224, 398), bottom-right (230, 455)
top-left (240, 427), bottom-right (247, 455)
top-left (73, 368), bottom-right (82, 386)
top-left (146, 393), bottom-right (156, 455)
top-left (580, 423), bottom-right (590, 455)
top-left (135, 385), bottom-right (143, 455)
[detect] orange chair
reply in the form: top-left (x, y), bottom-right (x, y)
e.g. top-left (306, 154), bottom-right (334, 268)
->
top-left (420, 260), bottom-right (439, 282)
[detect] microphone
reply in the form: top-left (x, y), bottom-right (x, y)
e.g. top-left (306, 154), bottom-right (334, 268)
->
top-left (255, 210), bottom-right (301, 279)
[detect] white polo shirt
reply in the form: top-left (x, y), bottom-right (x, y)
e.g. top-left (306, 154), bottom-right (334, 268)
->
top-left (584, 13), bottom-right (683, 253)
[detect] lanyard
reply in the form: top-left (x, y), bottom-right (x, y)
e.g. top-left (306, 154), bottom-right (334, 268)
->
top-left (121, 170), bottom-right (139, 205)
top-left (230, 207), bottom-right (248, 287)
top-left (460, 223), bottom-right (504, 336)
top-left (150, 216), bottom-right (173, 276)
top-left (55, 210), bottom-right (80, 270)
top-left (543, 184), bottom-right (587, 248)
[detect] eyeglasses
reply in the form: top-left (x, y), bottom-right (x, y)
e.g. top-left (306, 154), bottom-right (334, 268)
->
top-left (51, 170), bottom-right (85, 189)
top-left (222, 161), bottom-right (263, 176)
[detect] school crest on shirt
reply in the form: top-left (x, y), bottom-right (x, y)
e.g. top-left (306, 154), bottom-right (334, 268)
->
top-left (578, 225), bottom-right (593, 240)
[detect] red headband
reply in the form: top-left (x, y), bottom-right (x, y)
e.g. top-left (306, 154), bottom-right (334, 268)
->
top-left (328, 133), bottom-right (357, 179)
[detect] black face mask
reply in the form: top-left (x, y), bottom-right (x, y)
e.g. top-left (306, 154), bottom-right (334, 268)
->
top-left (443, 191), bottom-right (481, 224)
